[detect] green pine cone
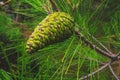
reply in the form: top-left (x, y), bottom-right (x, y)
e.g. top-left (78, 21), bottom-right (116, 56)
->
top-left (26, 12), bottom-right (74, 53)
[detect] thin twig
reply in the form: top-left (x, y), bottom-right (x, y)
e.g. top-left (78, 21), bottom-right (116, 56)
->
top-left (49, 0), bottom-right (59, 11)
top-left (109, 65), bottom-right (120, 80)
top-left (87, 31), bottom-right (113, 55)
top-left (79, 61), bottom-right (111, 80)
top-left (112, 52), bottom-right (120, 61)
top-left (75, 28), bottom-right (120, 80)
top-left (117, 52), bottom-right (120, 60)
top-left (77, 25), bottom-right (113, 55)
top-left (117, 52), bottom-right (120, 56)
top-left (74, 28), bottom-right (116, 59)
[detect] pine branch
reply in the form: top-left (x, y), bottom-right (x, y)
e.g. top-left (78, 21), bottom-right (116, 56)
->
top-left (86, 31), bottom-right (113, 55)
top-left (74, 28), bottom-right (116, 59)
top-left (77, 25), bottom-right (113, 55)
top-left (49, 0), bottom-right (59, 11)
top-left (109, 65), bottom-right (120, 80)
top-left (79, 61), bottom-right (111, 80)
top-left (74, 28), bottom-right (120, 80)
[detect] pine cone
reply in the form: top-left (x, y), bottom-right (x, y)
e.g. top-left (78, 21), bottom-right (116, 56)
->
top-left (26, 12), bottom-right (74, 53)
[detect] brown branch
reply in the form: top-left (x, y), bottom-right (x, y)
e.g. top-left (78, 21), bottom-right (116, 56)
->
top-left (49, 0), bottom-right (59, 11)
top-left (74, 28), bottom-right (116, 59)
top-left (79, 61), bottom-right (111, 80)
top-left (86, 31), bottom-right (113, 55)
top-left (109, 65), bottom-right (120, 80)
top-left (77, 25), bottom-right (113, 55)
top-left (74, 28), bottom-right (120, 79)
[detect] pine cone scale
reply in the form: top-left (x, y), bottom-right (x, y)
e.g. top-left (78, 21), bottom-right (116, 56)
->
top-left (26, 12), bottom-right (74, 53)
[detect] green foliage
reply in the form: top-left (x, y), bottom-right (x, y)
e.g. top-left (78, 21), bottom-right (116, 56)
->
top-left (0, 12), bottom-right (21, 43)
top-left (0, 12), bottom-right (12, 27)
top-left (0, 69), bottom-right (12, 80)
top-left (24, 0), bottom-right (49, 14)
top-left (0, 0), bottom-right (119, 80)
